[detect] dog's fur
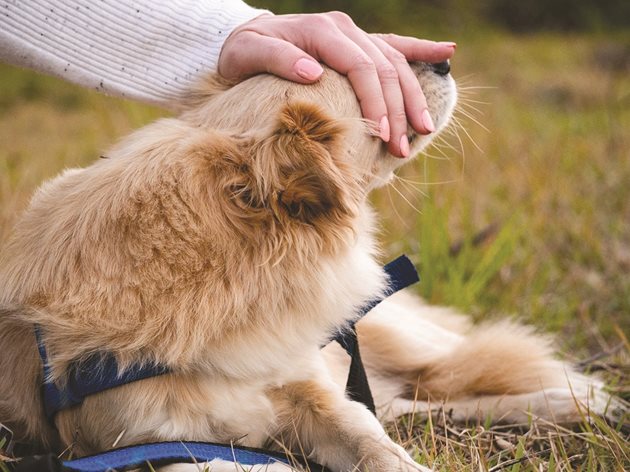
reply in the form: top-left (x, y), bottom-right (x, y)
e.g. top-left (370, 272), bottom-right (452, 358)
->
top-left (0, 64), bottom-right (622, 472)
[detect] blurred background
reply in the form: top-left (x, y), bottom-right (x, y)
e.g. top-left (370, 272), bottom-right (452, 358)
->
top-left (0, 2), bottom-right (628, 467)
top-left (252, 0), bottom-right (630, 34)
top-left (0, 1), bottom-right (628, 358)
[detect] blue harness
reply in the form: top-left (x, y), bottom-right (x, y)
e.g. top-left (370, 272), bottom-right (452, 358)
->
top-left (62, 441), bottom-right (307, 471)
top-left (31, 255), bottom-right (419, 472)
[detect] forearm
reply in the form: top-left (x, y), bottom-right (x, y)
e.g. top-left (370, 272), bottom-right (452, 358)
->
top-left (0, 0), bottom-right (268, 110)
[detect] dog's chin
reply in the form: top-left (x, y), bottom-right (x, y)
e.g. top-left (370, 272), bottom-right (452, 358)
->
top-left (370, 129), bottom-right (452, 190)
top-left (369, 77), bottom-right (457, 191)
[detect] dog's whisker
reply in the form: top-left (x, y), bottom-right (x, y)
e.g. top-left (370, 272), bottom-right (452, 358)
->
top-left (452, 125), bottom-right (468, 170)
top-left (391, 175), bottom-right (429, 200)
top-left (455, 107), bottom-right (489, 132)
top-left (451, 115), bottom-right (483, 153)
top-left (392, 174), bottom-right (425, 190)
top-left (386, 179), bottom-right (423, 215)
top-left (394, 173), bottom-right (462, 188)
top-left (456, 85), bottom-right (497, 90)
top-left (436, 123), bottom-right (467, 177)
top-left (456, 102), bottom-right (485, 119)
top-left (457, 97), bottom-right (489, 108)
top-left (428, 137), bottom-right (460, 157)
top-left (385, 184), bottom-right (414, 229)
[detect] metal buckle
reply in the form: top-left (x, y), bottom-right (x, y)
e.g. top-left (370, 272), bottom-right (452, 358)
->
top-left (0, 422), bottom-right (14, 456)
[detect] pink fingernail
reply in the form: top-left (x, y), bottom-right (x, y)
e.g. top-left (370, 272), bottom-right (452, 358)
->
top-left (438, 41), bottom-right (457, 49)
top-left (399, 135), bottom-right (410, 158)
top-left (379, 116), bottom-right (390, 142)
top-left (294, 58), bottom-right (324, 80)
top-left (422, 109), bottom-right (435, 133)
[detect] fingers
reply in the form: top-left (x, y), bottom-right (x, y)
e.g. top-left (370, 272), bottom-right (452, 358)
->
top-left (375, 34), bottom-right (456, 63)
top-left (319, 14), bottom-right (442, 157)
top-left (368, 35), bottom-right (456, 150)
top-left (218, 12), bottom-right (457, 158)
top-left (305, 23), bottom-right (392, 144)
top-left (327, 19), bottom-right (410, 156)
top-left (306, 14), bottom-right (410, 156)
top-left (307, 16), bottom-right (456, 158)
top-left (218, 30), bottom-right (323, 83)
top-left (370, 36), bottom-right (434, 140)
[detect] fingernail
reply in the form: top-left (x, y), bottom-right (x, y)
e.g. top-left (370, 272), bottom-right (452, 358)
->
top-left (399, 135), bottom-right (410, 158)
top-left (422, 109), bottom-right (435, 133)
top-left (379, 116), bottom-right (390, 142)
top-left (294, 58), bottom-right (324, 80)
top-left (439, 41), bottom-right (457, 49)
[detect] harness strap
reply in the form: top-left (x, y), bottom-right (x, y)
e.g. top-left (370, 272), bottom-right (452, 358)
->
top-left (62, 441), bottom-right (317, 472)
top-left (333, 254), bottom-right (419, 351)
top-left (332, 255), bottom-right (419, 413)
top-left (34, 328), bottom-right (169, 420)
top-left (7, 442), bottom-right (329, 472)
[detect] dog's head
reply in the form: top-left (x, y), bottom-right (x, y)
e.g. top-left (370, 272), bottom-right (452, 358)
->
top-left (180, 62), bottom-right (457, 239)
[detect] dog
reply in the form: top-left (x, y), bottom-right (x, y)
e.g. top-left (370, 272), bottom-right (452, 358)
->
top-left (0, 61), bottom-right (622, 472)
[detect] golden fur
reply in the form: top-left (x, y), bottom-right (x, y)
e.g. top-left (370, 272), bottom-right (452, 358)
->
top-left (0, 64), bottom-right (622, 472)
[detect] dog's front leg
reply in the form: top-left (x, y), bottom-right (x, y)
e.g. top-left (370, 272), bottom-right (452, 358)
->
top-left (269, 378), bottom-right (432, 472)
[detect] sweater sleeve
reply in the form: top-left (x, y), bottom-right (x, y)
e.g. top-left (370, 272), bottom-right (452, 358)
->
top-left (0, 0), bottom-right (269, 110)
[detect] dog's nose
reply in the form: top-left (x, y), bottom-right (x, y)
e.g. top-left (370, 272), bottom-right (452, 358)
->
top-left (430, 60), bottom-right (451, 76)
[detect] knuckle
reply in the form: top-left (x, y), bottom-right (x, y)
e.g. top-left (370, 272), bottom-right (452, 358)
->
top-left (226, 30), bottom-right (253, 50)
top-left (375, 33), bottom-right (396, 43)
top-left (350, 55), bottom-right (376, 74)
top-left (390, 108), bottom-right (407, 123)
top-left (266, 42), bottom-right (291, 68)
top-left (310, 13), bottom-right (335, 29)
top-left (388, 49), bottom-right (407, 64)
top-left (327, 10), bottom-right (353, 26)
top-left (377, 64), bottom-right (399, 81)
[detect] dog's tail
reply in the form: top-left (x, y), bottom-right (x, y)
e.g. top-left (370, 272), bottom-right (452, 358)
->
top-left (353, 291), bottom-right (626, 424)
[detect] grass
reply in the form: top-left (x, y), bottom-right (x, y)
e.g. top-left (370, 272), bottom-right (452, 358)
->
top-left (1, 32), bottom-right (629, 470)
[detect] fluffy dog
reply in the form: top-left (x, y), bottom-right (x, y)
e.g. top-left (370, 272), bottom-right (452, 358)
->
top-left (0, 62), bottom-right (621, 472)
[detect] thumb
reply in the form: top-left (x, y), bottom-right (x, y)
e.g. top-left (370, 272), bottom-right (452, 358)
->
top-left (219, 31), bottom-right (324, 83)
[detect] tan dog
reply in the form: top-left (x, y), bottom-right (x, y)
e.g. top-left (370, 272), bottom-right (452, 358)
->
top-left (0, 63), bottom-right (621, 472)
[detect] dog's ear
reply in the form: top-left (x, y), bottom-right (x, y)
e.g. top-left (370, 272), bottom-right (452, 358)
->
top-left (250, 102), bottom-right (358, 224)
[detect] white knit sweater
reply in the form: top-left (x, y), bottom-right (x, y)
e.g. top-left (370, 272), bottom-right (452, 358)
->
top-left (0, 0), bottom-right (267, 109)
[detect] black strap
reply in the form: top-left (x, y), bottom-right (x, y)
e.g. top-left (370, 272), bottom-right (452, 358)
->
top-left (333, 255), bottom-right (419, 414)
top-left (343, 336), bottom-right (376, 413)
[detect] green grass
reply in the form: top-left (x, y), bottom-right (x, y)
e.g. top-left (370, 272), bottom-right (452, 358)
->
top-left (1, 32), bottom-right (629, 470)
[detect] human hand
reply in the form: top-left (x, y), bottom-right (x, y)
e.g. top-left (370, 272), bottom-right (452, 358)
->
top-left (218, 11), bottom-right (456, 158)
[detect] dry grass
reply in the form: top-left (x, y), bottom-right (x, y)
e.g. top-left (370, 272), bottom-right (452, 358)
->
top-left (391, 406), bottom-right (629, 471)
top-left (1, 32), bottom-right (629, 471)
